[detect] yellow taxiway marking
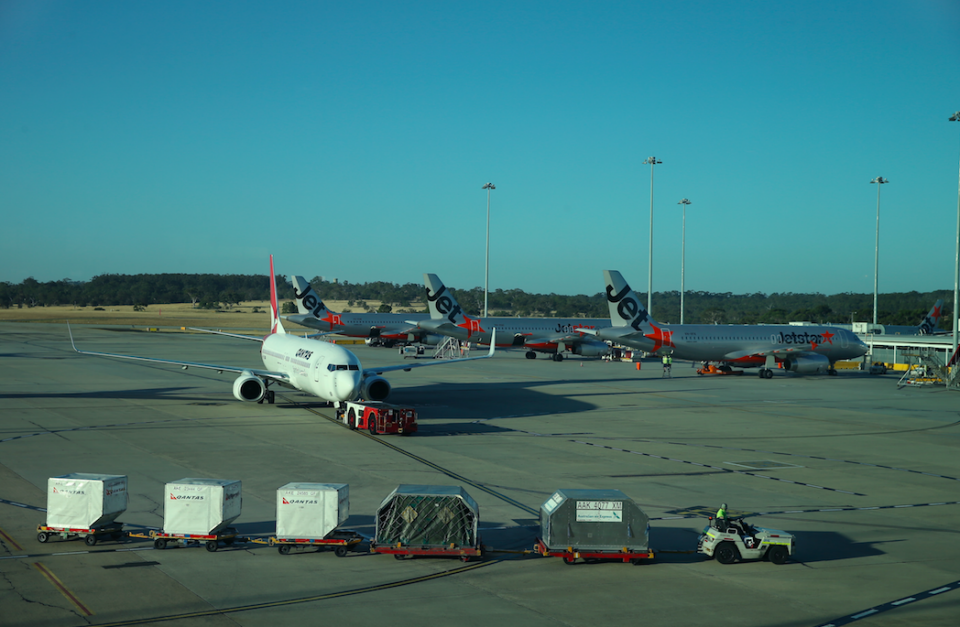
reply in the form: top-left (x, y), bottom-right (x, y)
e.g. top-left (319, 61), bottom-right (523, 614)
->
top-left (33, 562), bottom-right (94, 617)
top-left (0, 526), bottom-right (23, 551)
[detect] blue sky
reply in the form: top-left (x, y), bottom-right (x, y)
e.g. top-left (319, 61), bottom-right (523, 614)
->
top-left (2, 1), bottom-right (959, 297)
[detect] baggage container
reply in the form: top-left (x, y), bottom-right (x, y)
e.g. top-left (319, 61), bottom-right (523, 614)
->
top-left (276, 483), bottom-right (349, 540)
top-left (374, 485), bottom-right (479, 548)
top-left (46, 473), bottom-right (128, 529)
top-left (540, 489), bottom-right (649, 552)
top-left (163, 478), bottom-right (242, 536)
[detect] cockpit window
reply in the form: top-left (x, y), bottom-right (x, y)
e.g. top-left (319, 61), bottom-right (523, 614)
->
top-left (336, 365), bottom-right (348, 370)
top-left (349, 365), bottom-right (359, 371)
top-left (326, 364), bottom-right (336, 371)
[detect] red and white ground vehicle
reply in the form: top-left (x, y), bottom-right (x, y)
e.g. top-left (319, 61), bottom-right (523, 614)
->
top-left (336, 401), bottom-right (417, 435)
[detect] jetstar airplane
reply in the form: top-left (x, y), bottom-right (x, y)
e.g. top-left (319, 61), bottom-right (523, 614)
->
top-left (284, 276), bottom-right (442, 347)
top-left (584, 270), bottom-right (868, 378)
top-left (414, 273), bottom-right (611, 361)
top-left (68, 257), bottom-right (495, 404)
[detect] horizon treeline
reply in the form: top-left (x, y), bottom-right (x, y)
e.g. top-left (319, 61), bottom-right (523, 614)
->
top-left (0, 274), bottom-right (953, 329)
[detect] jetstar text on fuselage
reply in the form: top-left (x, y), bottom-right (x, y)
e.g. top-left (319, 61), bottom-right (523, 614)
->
top-left (772, 331), bottom-right (834, 345)
top-left (556, 323), bottom-right (596, 333)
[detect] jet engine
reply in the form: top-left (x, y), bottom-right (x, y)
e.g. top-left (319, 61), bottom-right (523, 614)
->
top-left (232, 370), bottom-right (266, 402)
top-left (360, 375), bottom-right (391, 401)
top-left (572, 340), bottom-right (611, 357)
top-left (419, 333), bottom-right (443, 346)
top-left (781, 354), bottom-right (830, 374)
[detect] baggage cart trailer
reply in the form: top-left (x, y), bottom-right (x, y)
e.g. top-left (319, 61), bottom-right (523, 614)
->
top-left (150, 527), bottom-right (239, 552)
top-left (269, 529), bottom-right (364, 556)
top-left (36, 522), bottom-right (125, 547)
top-left (372, 485), bottom-right (481, 561)
top-left (534, 538), bottom-right (653, 565)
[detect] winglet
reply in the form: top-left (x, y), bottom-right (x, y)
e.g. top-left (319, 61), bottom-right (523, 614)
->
top-left (67, 322), bottom-right (79, 352)
top-left (488, 328), bottom-right (497, 357)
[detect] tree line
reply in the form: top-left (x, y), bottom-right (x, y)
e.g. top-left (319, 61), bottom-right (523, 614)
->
top-left (1, 274), bottom-right (953, 330)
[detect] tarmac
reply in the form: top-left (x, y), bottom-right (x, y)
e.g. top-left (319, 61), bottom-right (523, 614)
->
top-left (1, 321), bottom-right (959, 627)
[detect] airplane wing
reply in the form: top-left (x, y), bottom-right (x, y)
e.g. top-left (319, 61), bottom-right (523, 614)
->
top-left (529, 331), bottom-right (600, 346)
top-left (722, 345), bottom-right (813, 361)
top-left (364, 329), bottom-right (497, 375)
top-left (68, 324), bottom-right (290, 383)
top-left (187, 327), bottom-right (264, 342)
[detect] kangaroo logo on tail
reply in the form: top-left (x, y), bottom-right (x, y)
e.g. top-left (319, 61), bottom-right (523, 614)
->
top-left (269, 255), bottom-right (285, 336)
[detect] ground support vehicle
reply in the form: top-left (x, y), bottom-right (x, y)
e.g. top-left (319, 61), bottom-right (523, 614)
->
top-left (534, 538), bottom-right (654, 565)
top-left (370, 541), bottom-right (484, 562)
top-left (36, 522), bottom-right (125, 546)
top-left (697, 517), bottom-right (794, 564)
top-left (149, 527), bottom-right (239, 552)
top-left (336, 401), bottom-right (417, 435)
top-left (267, 529), bottom-right (364, 556)
top-left (697, 364), bottom-right (744, 376)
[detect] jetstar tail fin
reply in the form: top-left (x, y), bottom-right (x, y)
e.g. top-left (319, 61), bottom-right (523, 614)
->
top-left (603, 270), bottom-right (657, 333)
top-left (424, 273), bottom-right (468, 325)
top-left (917, 299), bottom-right (944, 335)
top-left (292, 276), bottom-right (334, 318)
top-left (269, 255), bottom-right (286, 335)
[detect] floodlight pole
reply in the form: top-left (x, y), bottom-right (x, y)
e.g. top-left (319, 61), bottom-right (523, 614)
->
top-left (643, 157), bottom-right (661, 314)
top-left (950, 112), bottom-right (960, 365)
top-left (870, 177), bottom-right (888, 326)
top-left (678, 199), bottom-right (691, 324)
top-left (482, 182), bottom-right (495, 317)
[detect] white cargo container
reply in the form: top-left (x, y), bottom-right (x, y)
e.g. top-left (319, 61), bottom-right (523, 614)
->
top-left (276, 483), bottom-right (349, 539)
top-left (163, 478), bottom-right (242, 535)
top-left (46, 473), bottom-right (128, 529)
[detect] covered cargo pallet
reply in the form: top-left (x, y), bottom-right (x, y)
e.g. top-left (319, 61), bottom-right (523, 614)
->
top-left (276, 483), bottom-right (349, 540)
top-left (372, 485), bottom-right (480, 558)
top-left (540, 489), bottom-right (650, 553)
top-left (163, 478), bottom-right (241, 536)
top-left (46, 473), bottom-right (128, 529)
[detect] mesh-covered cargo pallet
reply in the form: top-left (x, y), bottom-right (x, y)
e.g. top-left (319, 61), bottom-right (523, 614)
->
top-left (374, 485), bottom-right (479, 552)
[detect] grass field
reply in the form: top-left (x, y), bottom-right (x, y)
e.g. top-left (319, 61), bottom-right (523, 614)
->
top-left (0, 300), bottom-right (427, 331)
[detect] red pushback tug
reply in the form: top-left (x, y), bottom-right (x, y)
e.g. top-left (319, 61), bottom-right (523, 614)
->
top-left (336, 401), bottom-right (417, 435)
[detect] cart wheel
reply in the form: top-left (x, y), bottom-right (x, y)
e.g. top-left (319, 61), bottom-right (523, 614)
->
top-left (37, 532), bottom-right (49, 543)
top-left (368, 421), bottom-right (377, 435)
top-left (205, 540), bottom-right (219, 552)
top-left (715, 542), bottom-right (740, 564)
top-left (459, 555), bottom-right (471, 563)
top-left (563, 556), bottom-right (577, 565)
top-left (347, 409), bottom-right (356, 429)
top-left (278, 545), bottom-right (291, 555)
top-left (393, 554), bottom-right (406, 561)
top-left (84, 534), bottom-right (98, 547)
top-left (630, 558), bottom-right (645, 566)
top-left (154, 538), bottom-right (167, 550)
top-left (334, 546), bottom-right (348, 558)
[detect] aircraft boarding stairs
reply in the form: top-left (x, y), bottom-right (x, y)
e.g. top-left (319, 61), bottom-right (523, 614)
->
top-left (896, 347), bottom-right (953, 389)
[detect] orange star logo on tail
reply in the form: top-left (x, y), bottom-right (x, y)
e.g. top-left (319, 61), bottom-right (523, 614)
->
top-left (644, 323), bottom-right (675, 353)
top-left (321, 312), bottom-right (342, 331)
top-left (457, 316), bottom-right (485, 338)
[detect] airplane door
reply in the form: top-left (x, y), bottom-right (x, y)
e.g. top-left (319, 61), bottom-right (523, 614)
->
top-left (314, 356), bottom-right (328, 383)
top-left (839, 331), bottom-right (848, 349)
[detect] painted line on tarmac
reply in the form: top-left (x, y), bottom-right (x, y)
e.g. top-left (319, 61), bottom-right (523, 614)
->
top-left (295, 400), bottom-right (540, 517)
top-left (0, 417), bottom-right (186, 444)
top-left (33, 562), bottom-right (94, 617)
top-left (80, 559), bottom-right (497, 627)
top-left (1, 546), bottom-right (156, 561)
top-left (0, 498), bottom-right (45, 512)
top-left (649, 500), bottom-right (960, 521)
top-left (659, 439), bottom-right (960, 482)
top-left (0, 525), bottom-right (23, 550)
top-left (815, 579), bottom-right (960, 626)
top-left (574, 441), bottom-right (867, 496)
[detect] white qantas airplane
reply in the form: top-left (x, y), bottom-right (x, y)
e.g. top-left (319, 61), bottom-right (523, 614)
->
top-left (284, 275), bottom-right (441, 347)
top-left (68, 257), bottom-right (494, 404)
top-left (586, 270), bottom-right (868, 378)
top-left (415, 273), bottom-right (611, 361)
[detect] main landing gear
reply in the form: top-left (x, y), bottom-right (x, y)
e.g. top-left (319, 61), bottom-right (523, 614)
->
top-left (551, 353), bottom-right (564, 362)
top-left (758, 369), bottom-right (774, 379)
top-left (258, 390), bottom-right (276, 404)
top-left (525, 351), bottom-right (537, 360)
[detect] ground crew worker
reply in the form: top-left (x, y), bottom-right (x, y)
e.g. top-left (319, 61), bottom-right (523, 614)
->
top-left (716, 502), bottom-right (728, 531)
top-left (662, 354), bottom-right (673, 378)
